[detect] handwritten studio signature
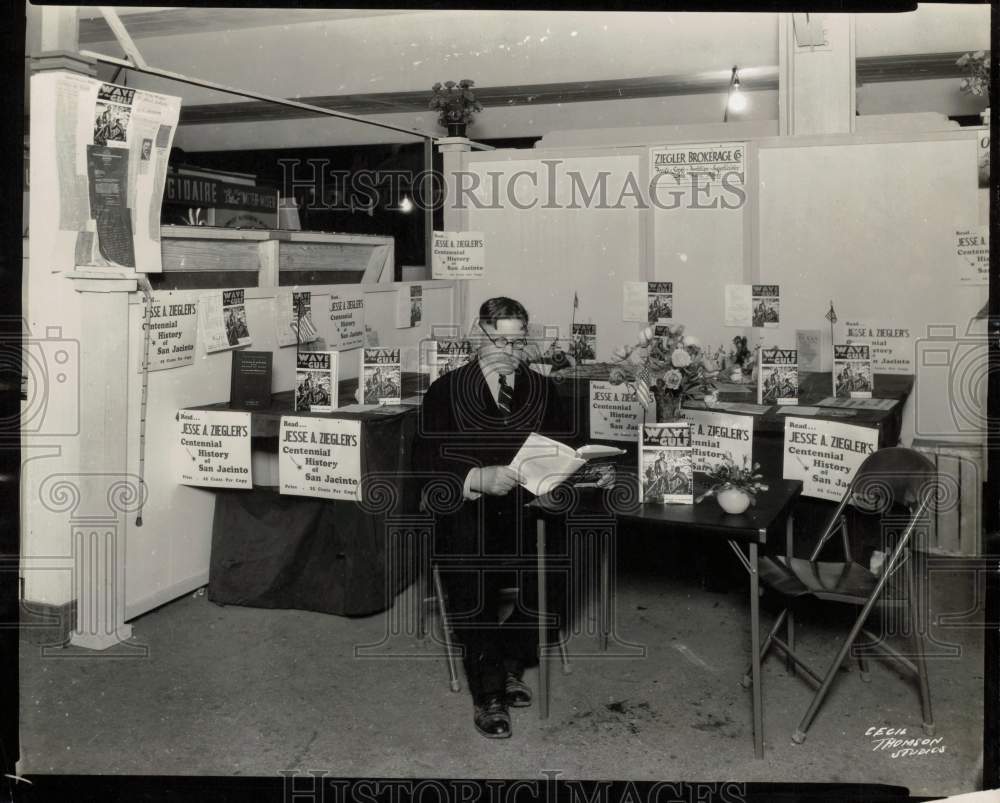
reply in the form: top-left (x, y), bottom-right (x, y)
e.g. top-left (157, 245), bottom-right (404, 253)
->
top-left (866, 727), bottom-right (946, 759)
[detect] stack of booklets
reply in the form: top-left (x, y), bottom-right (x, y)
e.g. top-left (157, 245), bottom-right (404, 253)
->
top-left (757, 347), bottom-right (798, 405)
top-left (295, 351), bottom-right (337, 413)
top-left (640, 422), bottom-right (693, 504)
top-left (427, 339), bottom-right (474, 383)
top-left (361, 347), bottom-right (402, 405)
top-left (833, 344), bottom-right (873, 399)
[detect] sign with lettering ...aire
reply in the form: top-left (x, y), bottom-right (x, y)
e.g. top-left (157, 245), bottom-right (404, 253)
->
top-left (432, 231), bottom-right (486, 279)
top-left (782, 417), bottom-right (878, 502)
top-left (140, 295), bottom-right (198, 372)
top-left (175, 409), bottom-right (252, 489)
top-left (278, 416), bottom-right (363, 502)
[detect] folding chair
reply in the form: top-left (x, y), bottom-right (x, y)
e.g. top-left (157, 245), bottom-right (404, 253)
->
top-left (747, 447), bottom-right (936, 744)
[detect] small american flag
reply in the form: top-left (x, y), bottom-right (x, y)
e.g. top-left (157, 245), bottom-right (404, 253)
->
top-left (825, 301), bottom-right (837, 324)
top-left (293, 315), bottom-right (318, 343)
top-left (634, 366), bottom-right (653, 409)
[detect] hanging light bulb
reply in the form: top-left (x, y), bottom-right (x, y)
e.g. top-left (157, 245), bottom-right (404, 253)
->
top-left (399, 195), bottom-right (413, 213)
top-left (728, 74), bottom-right (747, 113)
top-left (724, 66), bottom-right (748, 121)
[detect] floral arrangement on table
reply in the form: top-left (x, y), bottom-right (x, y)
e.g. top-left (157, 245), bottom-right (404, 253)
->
top-left (428, 79), bottom-right (484, 132)
top-left (956, 51), bottom-right (990, 98)
top-left (608, 323), bottom-right (720, 421)
top-left (695, 455), bottom-right (769, 510)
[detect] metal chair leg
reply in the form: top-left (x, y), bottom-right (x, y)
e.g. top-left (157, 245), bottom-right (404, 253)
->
top-left (742, 607), bottom-right (790, 688)
top-left (432, 565), bottom-right (461, 693)
top-left (907, 555), bottom-right (934, 735)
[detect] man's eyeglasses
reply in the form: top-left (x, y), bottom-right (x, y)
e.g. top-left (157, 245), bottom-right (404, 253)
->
top-left (478, 323), bottom-right (529, 351)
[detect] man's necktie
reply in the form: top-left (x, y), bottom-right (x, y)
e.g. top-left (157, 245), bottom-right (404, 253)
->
top-left (497, 374), bottom-right (514, 415)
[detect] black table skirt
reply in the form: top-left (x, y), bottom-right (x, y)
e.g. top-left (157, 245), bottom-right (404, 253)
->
top-left (201, 380), bottom-right (423, 617)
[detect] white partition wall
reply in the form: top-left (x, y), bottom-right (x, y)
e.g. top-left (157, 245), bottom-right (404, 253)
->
top-left (755, 132), bottom-right (985, 446)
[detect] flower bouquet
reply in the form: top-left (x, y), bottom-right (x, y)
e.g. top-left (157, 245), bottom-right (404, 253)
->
top-left (695, 455), bottom-right (769, 513)
top-left (608, 323), bottom-right (720, 421)
top-left (429, 79), bottom-right (484, 134)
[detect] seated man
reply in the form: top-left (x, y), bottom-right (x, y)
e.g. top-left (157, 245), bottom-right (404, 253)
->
top-left (412, 296), bottom-right (570, 739)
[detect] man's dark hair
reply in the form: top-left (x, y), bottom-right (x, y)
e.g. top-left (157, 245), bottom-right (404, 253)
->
top-left (478, 297), bottom-right (529, 327)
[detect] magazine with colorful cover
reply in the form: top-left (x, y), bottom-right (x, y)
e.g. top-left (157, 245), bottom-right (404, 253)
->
top-left (428, 339), bottom-right (474, 383)
top-left (640, 422), bottom-right (693, 504)
top-left (295, 351), bottom-right (338, 413)
top-left (833, 344), bottom-right (873, 399)
top-left (361, 347), bottom-right (402, 405)
top-left (757, 348), bottom-right (798, 405)
top-left (571, 323), bottom-right (597, 363)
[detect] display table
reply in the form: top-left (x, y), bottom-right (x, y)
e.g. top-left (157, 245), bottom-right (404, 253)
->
top-left (530, 472), bottom-right (804, 759)
top-left (190, 373), bottom-right (426, 617)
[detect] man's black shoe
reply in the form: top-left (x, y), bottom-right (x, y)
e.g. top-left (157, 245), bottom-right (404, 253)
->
top-left (504, 673), bottom-right (532, 708)
top-left (474, 694), bottom-right (511, 738)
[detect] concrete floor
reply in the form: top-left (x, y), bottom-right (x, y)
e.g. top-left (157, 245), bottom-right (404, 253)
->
top-left (19, 553), bottom-right (984, 796)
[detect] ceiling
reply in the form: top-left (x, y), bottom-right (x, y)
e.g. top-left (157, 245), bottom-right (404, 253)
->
top-left (77, 7), bottom-right (422, 43)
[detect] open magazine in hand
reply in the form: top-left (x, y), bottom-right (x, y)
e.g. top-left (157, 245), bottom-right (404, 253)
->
top-left (508, 432), bottom-right (625, 497)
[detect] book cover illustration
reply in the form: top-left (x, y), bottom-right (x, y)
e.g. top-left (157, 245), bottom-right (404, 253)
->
top-left (230, 350), bottom-right (272, 410)
top-left (222, 289), bottom-right (251, 348)
top-left (295, 351), bottom-right (338, 413)
top-left (429, 339), bottom-right (474, 383)
top-left (758, 348), bottom-right (798, 405)
top-left (752, 284), bottom-right (780, 328)
top-left (571, 323), bottom-right (597, 363)
top-left (640, 422), bottom-right (693, 504)
top-left (833, 344), bottom-right (873, 399)
top-left (362, 347), bottom-right (402, 405)
top-left (647, 282), bottom-right (673, 323)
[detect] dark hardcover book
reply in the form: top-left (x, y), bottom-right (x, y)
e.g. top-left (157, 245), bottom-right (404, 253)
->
top-left (230, 350), bottom-right (273, 410)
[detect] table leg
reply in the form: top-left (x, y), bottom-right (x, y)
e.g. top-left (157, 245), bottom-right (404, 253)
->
top-left (750, 541), bottom-right (763, 759)
top-left (785, 515), bottom-right (795, 676)
top-left (600, 529), bottom-right (610, 651)
top-left (537, 517), bottom-right (549, 720)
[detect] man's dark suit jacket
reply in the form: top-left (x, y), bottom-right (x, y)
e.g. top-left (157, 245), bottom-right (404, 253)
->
top-left (412, 359), bottom-right (570, 558)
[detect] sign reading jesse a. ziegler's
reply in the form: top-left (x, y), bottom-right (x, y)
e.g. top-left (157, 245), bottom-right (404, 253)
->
top-left (782, 417), bottom-right (878, 502)
top-left (431, 231), bottom-right (485, 279)
top-left (328, 289), bottom-right (366, 350)
top-left (140, 296), bottom-right (198, 372)
top-left (175, 409), bottom-right (252, 489)
top-left (589, 380), bottom-right (643, 442)
top-left (279, 416), bottom-right (363, 502)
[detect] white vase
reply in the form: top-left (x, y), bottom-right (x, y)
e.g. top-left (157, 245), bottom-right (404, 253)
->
top-left (717, 487), bottom-right (751, 515)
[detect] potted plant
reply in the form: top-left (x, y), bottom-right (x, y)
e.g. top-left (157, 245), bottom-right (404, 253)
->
top-left (429, 79), bottom-right (484, 137)
top-left (696, 455), bottom-right (769, 514)
top-left (607, 323), bottom-right (720, 421)
top-left (957, 50), bottom-right (990, 124)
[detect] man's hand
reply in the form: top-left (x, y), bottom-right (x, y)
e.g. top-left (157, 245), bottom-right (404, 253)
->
top-left (470, 466), bottom-right (520, 496)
